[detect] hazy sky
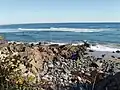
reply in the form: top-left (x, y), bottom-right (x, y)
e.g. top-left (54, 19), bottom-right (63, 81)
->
top-left (0, 0), bottom-right (120, 24)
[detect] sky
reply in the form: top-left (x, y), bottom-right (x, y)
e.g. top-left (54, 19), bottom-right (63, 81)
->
top-left (0, 0), bottom-right (120, 24)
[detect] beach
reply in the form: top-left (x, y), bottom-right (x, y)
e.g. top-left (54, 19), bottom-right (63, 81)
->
top-left (0, 41), bottom-right (120, 90)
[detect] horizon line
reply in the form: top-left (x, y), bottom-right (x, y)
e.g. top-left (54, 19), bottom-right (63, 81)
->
top-left (1, 21), bottom-right (120, 25)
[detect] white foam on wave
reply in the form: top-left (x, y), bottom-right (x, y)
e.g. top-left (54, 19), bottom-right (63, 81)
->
top-left (48, 42), bottom-right (67, 45)
top-left (18, 27), bottom-right (112, 32)
top-left (89, 44), bottom-right (120, 52)
top-left (0, 27), bottom-right (114, 33)
top-left (18, 28), bottom-right (49, 31)
top-left (8, 41), bottom-right (84, 46)
top-left (0, 29), bottom-right (19, 33)
top-left (50, 27), bottom-right (109, 32)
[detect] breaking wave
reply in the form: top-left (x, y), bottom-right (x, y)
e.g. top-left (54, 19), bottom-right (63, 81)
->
top-left (18, 27), bottom-right (113, 32)
top-left (0, 29), bottom-right (19, 33)
top-left (88, 44), bottom-right (120, 52)
top-left (0, 27), bottom-right (115, 33)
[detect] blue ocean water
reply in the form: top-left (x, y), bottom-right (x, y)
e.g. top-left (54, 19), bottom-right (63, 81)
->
top-left (0, 23), bottom-right (120, 45)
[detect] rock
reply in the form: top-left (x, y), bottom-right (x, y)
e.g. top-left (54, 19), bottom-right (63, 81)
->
top-left (97, 58), bottom-right (102, 60)
top-left (111, 55), bottom-right (115, 58)
top-left (83, 41), bottom-right (90, 47)
top-left (101, 54), bottom-right (105, 58)
top-left (48, 62), bottom-right (54, 68)
top-left (117, 57), bottom-right (120, 59)
top-left (1, 42), bottom-right (120, 90)
top-left (59, 45), bottom-right (66, 49)
top-left (84, 52), bottom-right (88, 55)
top-left (49, 44), bottom-right (59, 47)
top-left (113, 51), bottom-right (115, 53)
top-left (89, 62), bottom-right (99, 68)
top-left (116, 50), bottom-right (120, 53)
top-left (89, 50), bottom-right (94, 52)
top-left (96, 72), bottom-right (120, 90)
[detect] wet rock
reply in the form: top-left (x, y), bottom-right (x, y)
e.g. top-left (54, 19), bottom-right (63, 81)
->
top-left (96, 58), bottom-right (102, 60)
top-left (116, 50), bottom-right (120, 53)
top-left (111, 55), bottom-right (115, 58)
top-left (101, 54), bottom-right (105, 58)
top-left (59, 45), bottom-right (66, 49)
top-left (84, 52), bottom-right (88, 55)
top-left (117, 57), bottom-right (120, 59)
top-left (83, 41), bottom-right (90, 48)
top-left (89, 50), bottom-right (94, 52)
top-left (49, 44), bottom-right (59, 47)
top-left (113, 51), bottom-right (115, 53)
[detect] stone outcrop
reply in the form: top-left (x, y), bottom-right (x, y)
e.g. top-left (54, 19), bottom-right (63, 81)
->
top-left (0, 42), bottom-right (120, 90)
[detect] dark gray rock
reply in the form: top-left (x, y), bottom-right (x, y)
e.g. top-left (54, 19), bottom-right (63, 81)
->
top-left (95, 72), bottom-right (120, 90)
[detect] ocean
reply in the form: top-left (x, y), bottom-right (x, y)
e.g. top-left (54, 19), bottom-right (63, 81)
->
top-left (0, 23), bottom-right (120, 52)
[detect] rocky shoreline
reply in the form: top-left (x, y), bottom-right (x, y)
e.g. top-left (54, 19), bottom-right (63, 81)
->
top-left (0, 42), bottom-right (120, 90)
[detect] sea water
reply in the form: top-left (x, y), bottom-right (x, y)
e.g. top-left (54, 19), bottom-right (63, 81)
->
top-left (0, 23), bottom-right (120, 52)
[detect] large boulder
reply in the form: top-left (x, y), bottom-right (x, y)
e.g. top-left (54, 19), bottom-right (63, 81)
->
top-left (95, 72), bottom-right (120, 90)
